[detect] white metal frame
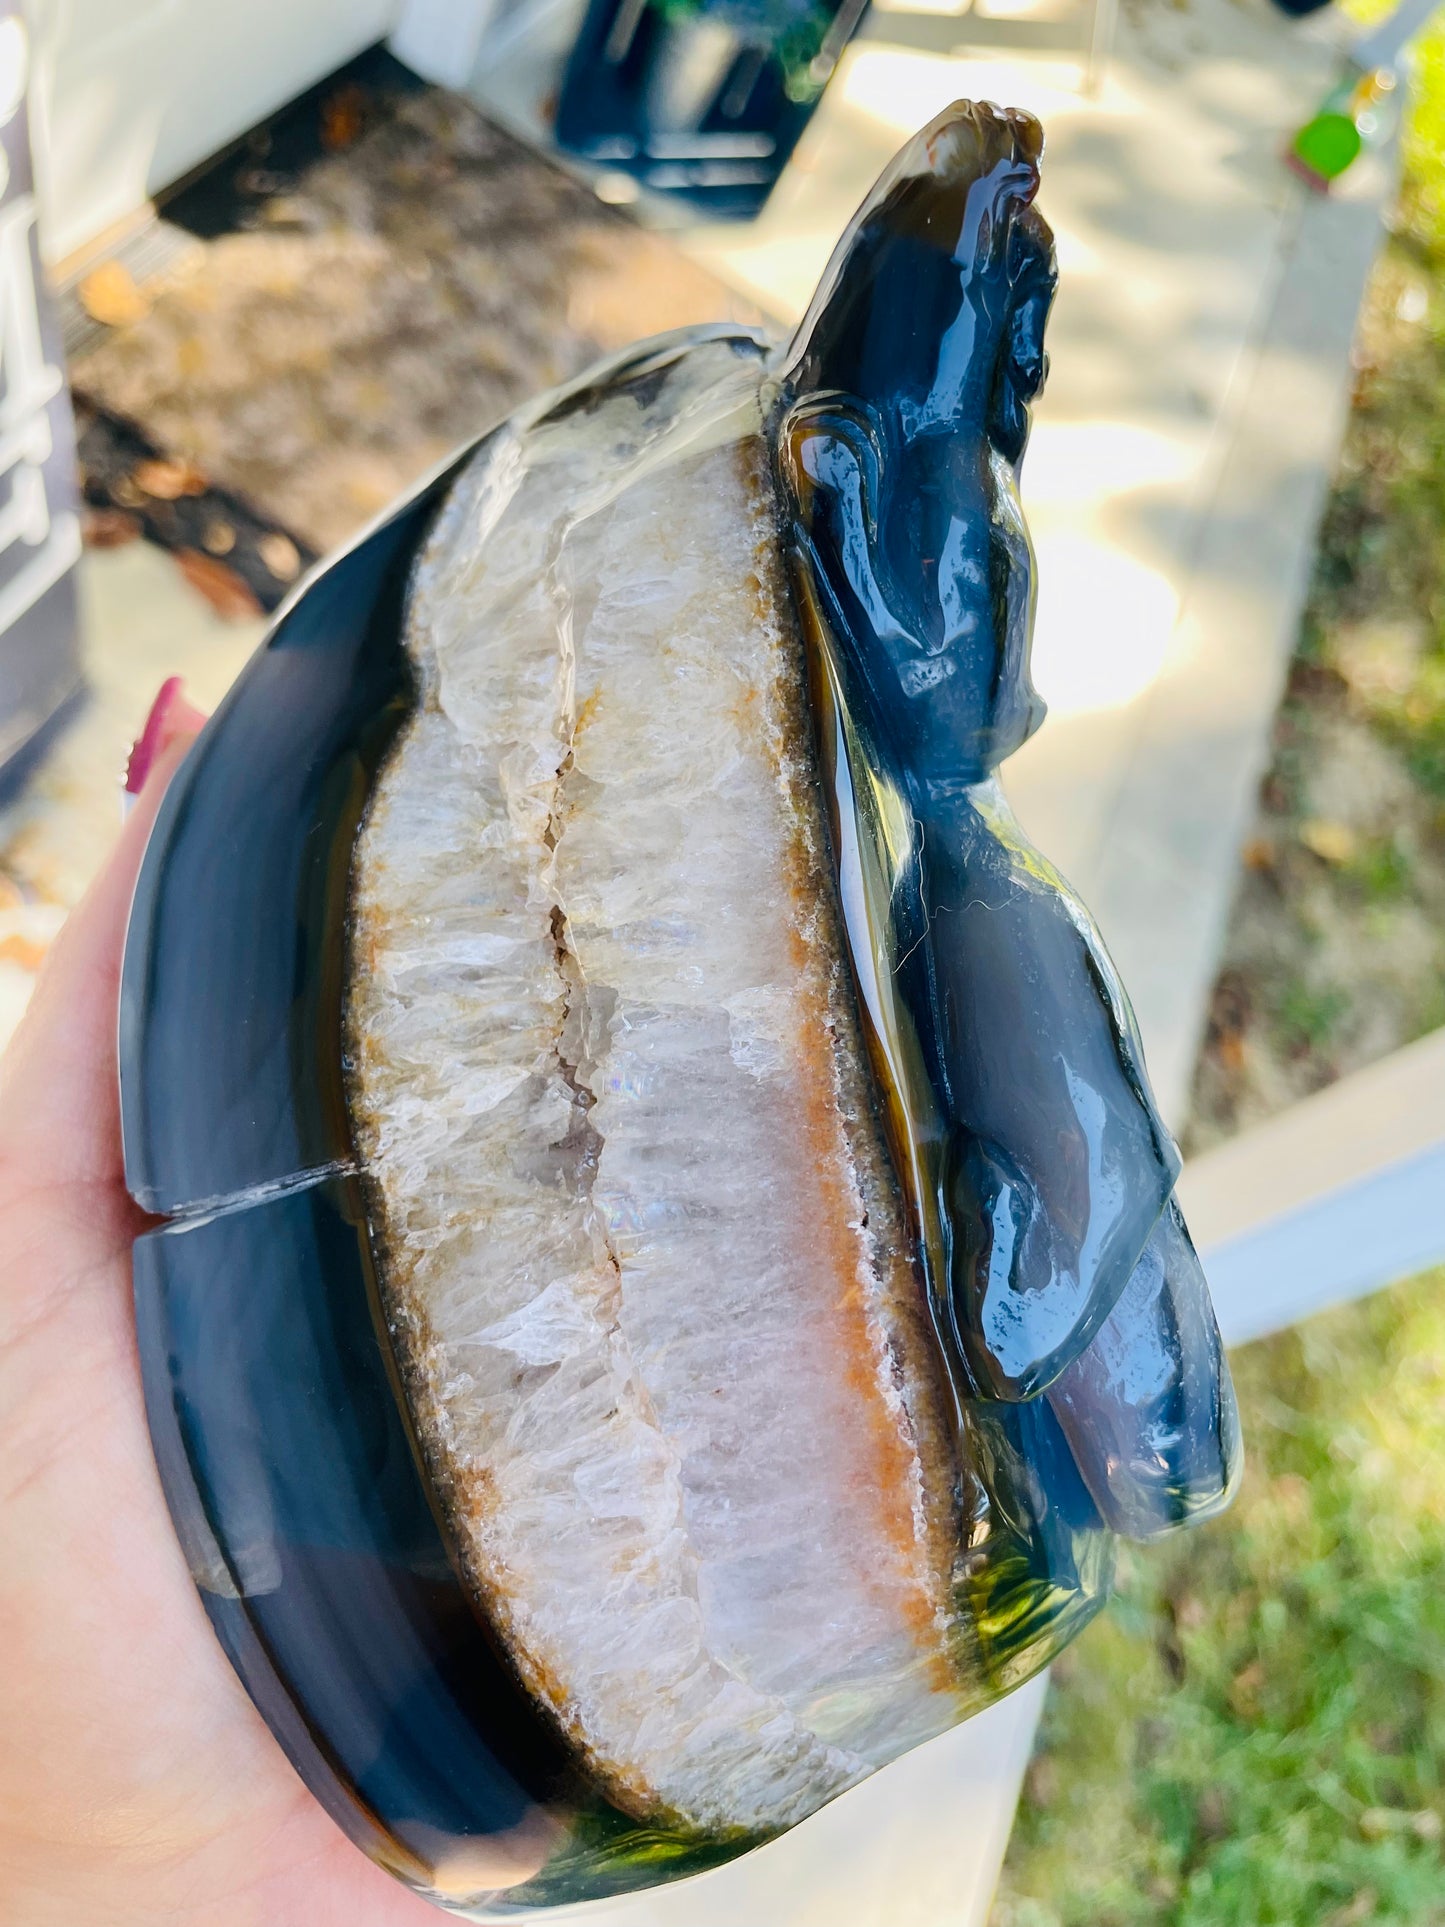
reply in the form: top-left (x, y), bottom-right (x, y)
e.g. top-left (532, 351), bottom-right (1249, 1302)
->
top-left (1181, 1024), bottom-right (1445, 1348)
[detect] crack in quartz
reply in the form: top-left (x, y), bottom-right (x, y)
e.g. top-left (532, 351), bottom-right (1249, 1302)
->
top-left (148, 1158), bottom-right (358, 1229)
top-left (539, 503), bottom-right (625, 1291)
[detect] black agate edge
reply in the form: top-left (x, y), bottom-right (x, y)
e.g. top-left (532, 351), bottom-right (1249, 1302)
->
top-left (119, 336), bottom-right (771, 1916)
top-left (118, 91), bottom-right (1237, 1905)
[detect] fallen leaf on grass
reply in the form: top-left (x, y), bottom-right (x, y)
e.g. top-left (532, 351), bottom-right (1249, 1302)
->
top-left (1358, 1805), bottom-right (1443, 1842)
top-left (1300, 818), bottom-right (1358, 865)
top-left (1215, 1029), bottom-right (1247, 1074)
top-left (82, 506), bottom-right (141, 548)
top-left (175, 549), bottom-right (263, 619)
top-left (1024, 1754), bottom-right (1058, 1810)
top-left (77, 260), bottom-right (150, 328)
top-left (134, 457), bottom-right (209, 500)
top-left (1324, 1889), bottom-right (1376, 1927)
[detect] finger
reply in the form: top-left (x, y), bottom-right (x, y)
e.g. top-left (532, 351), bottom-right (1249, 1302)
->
top-left (0, 685), bottom-right (207, 1198)
top-left (123, 675), bottom-right (202, 801)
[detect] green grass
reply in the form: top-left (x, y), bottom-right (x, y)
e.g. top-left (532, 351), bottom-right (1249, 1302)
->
top-left (1405, 28), bottom-right (1445, 250)
top-left (1343, 833), bottom-right (1416, 905)
top-left (1271, 978), bottom-right (1352, 1056)
top-left (1373, 657), bottom-right (1445, 801)
top-left (993, 1270), bottom-right (1445, 1927)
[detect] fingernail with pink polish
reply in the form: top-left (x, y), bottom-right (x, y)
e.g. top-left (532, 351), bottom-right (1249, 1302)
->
top-left (123, 678), bottom-right (208, 813)
top-left (123, 677), bottom-right (205, 812)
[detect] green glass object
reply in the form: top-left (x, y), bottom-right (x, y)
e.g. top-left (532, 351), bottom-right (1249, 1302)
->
top-left (1289, 64), bottom-right (1395, 187)
top-left (1292, 108), bottom-right (1363, 182)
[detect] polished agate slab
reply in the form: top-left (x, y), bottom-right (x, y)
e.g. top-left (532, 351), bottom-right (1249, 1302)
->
top-left (121, 101), bottom-right (1240, 1915)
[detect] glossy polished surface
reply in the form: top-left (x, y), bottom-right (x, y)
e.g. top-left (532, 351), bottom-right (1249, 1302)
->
top-left (1048, 1199), bottom-right (1242, 1542)
top-left (122, 100), bottom-right (1240, 1916)
top-left (119, 476), bottom-right (455, 1215)
top-left (773, 102), bottom-right (1239, 1486)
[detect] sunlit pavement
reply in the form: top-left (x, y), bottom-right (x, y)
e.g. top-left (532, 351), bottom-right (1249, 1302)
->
top-left (680, 0), bottom-right (1391, 1125)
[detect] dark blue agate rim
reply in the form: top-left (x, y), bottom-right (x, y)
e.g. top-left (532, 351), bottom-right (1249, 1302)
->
top-left (118, 339), bottom-right (774, 1913)
top-left (119, 472), bottom-right (450, 1216)
top-left (132, 1173), bottom-right (571, 1895)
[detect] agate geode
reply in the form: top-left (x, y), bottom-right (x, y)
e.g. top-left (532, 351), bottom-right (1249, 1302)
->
top-left (121, 102), bottom-right (1240, 1914)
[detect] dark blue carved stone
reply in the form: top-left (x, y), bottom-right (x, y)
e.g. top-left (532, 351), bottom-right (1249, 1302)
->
top-left (121, 100), bottom-right (1240, 1914)
top-left (772, 99), bottom-right (1239, 1503)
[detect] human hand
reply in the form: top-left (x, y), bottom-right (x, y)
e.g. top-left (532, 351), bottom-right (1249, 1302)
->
top-left (0, 684), bottom-right (440, 1927)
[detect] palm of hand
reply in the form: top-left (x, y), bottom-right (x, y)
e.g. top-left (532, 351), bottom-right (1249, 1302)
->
top-left (0, 740), bottom-right (438, 1927)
